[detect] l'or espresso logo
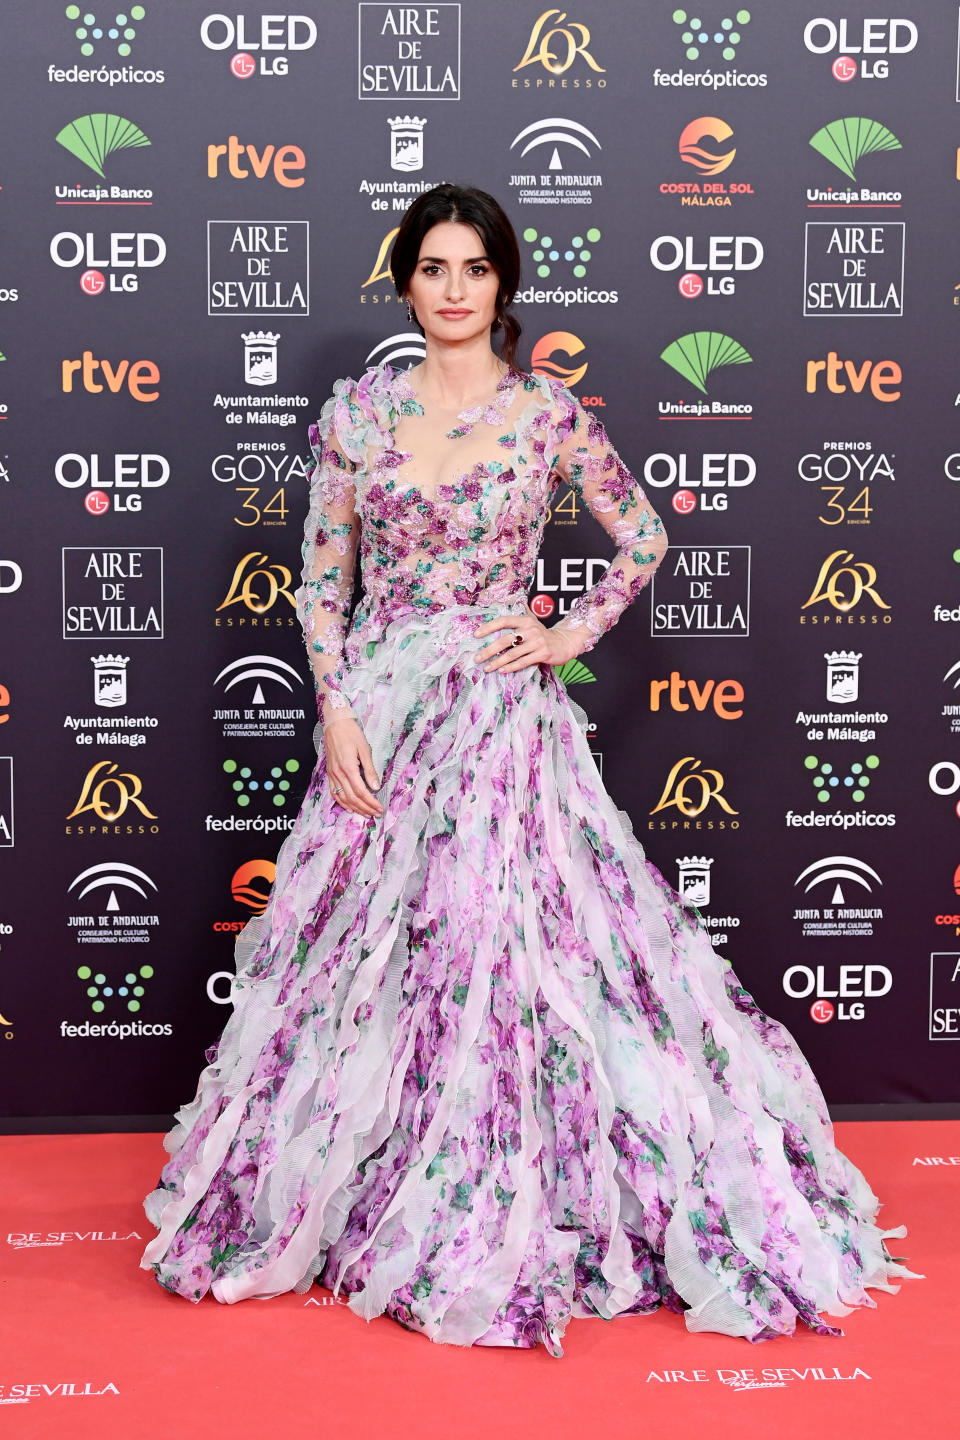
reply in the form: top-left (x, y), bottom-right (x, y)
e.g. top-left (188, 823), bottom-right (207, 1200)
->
top-left (361, 227), bottom-right (403, 302)
top-left (650, 545), bottom-right (750, 637)
top-left (216, 552), bottom-right (297, 627)
top-left (207, 221), bottom-right (309, 317)
top-left (199, 13), bottom-right (318, 78)
top-left (800, 550), bottom-right (891, 624)
top-left (62, 547), bottom-right (163, 639)
top-left (648, 756), bottom-right (740, 831)
top-left (803, 223), bottom-right (903, 316)
top-left (803, 17), bottom-right (917, 82)
top-left (359, 3), bottom-right (461, 98)
top-left (660, 117), bottom-right (756, 209)
top-left (805, 351), bottom-right (901, 401)
top-left (512, 8), bottom-right (606, 88)
top-left (642, 452), bottom-right (755, 515)
top-left (798, 442), bottom-right (894, 526)
top-left (57, 453), bottom-right (169, 516)
top-left (206, 136), bottom-right (305, 187)
top-left (50, 230), bottom-right (165, 295)
top-left (650, 234), bottom-right (763, 299)
top-left (65, 761), bottom-right (158, 836)
top-left (61, 351), bottom-right (159, 400)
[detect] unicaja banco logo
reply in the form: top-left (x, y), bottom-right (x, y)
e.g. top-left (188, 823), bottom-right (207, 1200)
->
top-left (809, 118), bottom-right (901, 183)
top-left (660, 331), bottom-right (752, 395)
top-left (56, 113), bottom-right (150, 179)
top-left (64, 4), bottom-right (147, 58)
top-left (514, 9), bottom-right (605, 76)
top-left (671, 8), bottom-right (751, 62)
top-left (522, 228), bottom-right (600, 280)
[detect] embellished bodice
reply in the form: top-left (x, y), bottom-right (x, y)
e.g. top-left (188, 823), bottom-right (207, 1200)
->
top-left (295, 362), bottom-right (667, 724)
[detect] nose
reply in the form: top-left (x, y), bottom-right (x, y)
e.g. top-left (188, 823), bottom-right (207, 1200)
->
top-left (446, 271), bottom-right (465, 301)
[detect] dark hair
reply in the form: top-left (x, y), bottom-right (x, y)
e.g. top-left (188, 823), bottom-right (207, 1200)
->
top-left (391, 184), bottom-right (522, 368)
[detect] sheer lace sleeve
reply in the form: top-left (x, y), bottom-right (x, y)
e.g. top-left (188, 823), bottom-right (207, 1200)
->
top-left (295, 384), bottom-right (362, 726)
top-left (549, 392), bottom-right (668, 656)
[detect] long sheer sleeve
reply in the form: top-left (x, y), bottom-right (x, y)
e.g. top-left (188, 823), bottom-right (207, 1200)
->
top-left (548, 394), bottom-right (668, 656)
top-left (295, 398), bottom-right (361, 726)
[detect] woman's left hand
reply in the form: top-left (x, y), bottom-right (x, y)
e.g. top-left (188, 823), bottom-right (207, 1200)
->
top-left (473, 612), bottom-right (580, 673)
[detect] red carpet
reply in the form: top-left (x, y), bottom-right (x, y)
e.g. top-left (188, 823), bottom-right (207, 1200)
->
top-left (1, 1122), bottom-right (957, 1439)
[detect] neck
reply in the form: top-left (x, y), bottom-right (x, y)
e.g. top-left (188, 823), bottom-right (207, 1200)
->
top-left (412, 334), bottom-right (507, 409)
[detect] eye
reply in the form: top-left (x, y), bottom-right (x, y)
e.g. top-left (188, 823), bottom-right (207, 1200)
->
top-left (469, 264), bottom-right (490, 277)
top-left (419, 263), bottom-right (441, 276)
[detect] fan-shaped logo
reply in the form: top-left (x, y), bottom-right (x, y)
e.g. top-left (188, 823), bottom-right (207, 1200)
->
top-left (660, 331), bottom-right (753, 395)
top-left (214, 654), bottom-right (304, 705)
top-left (63, 5), bottom-right (147, 59)
top-left (794, 855), bottom-right (881, 906)
top-left (56, 114), bottom-right (151, 179)
top-left (510, 116), bottom-right (601, 171)
top-left (365, 332), bottom-right (427, 371)
top-left (231, 859), bottom-right (276, 914)
top-left (68, 860), bottom-right (157, 911)
top-left (531, 332), bottom-right (588, 387)
top-left (808, 118), bottom-right (902, 183)
top-left (679, 116), bottom-right (735, 175)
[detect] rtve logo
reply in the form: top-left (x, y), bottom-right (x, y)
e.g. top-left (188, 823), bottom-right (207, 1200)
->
top-left (513, 9), bottom-right (606, 79)
top-left (61, 352), bottom-right (159, 402)
top-left (649, 673), bottom-right (744, 719)
top-left (207, 136), bottom-right (305, 187)
top-left (802, 18), bottom-right (918, 83)
top-left (805, 351), bottom-right (901, 401)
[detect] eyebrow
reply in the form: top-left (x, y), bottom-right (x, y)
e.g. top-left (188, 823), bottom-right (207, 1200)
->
top-left (418, 255), bottom-right (490, 264)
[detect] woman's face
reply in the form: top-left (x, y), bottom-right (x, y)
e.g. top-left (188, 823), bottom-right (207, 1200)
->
top-left (405, 221), bottom-right (501, 348)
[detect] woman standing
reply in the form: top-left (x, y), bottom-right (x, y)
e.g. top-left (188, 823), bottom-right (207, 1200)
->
top-left (141, 184), bottom-right (915, 1355)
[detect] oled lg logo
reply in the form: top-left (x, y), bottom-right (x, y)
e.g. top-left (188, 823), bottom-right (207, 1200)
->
top-left (642, 452), bottom-right (755, 514)
top-left (650, 235), bottom-right (763, 298)
top-left (783, 963), bottom-right (891, 1022)
top-left (803, 17), bottom-right (918, 82)
top-left (56, 453), bottom-right (169, 516)
top-left (199, 14), bottom-right (318, 77)
top-left (929, 762), bottom-right (960, 820)
top-left (50, 231), bottom-right (166, 294)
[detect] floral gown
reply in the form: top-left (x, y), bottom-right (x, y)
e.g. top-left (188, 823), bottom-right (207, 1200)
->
top-left (140, 363), bottom-right (915, 1355)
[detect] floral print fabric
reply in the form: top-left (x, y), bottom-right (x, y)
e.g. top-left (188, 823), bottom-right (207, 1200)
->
top-left (140, 367), bottom-right (916, 1355)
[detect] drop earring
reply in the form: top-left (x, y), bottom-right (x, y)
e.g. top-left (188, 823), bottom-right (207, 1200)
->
top-left (406, 300), bottom-right (414, 324)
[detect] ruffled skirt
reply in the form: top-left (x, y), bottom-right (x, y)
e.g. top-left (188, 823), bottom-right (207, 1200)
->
top-left (140, 601), bottom-right (916, 1355)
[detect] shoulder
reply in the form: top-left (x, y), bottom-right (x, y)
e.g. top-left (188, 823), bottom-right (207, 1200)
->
top-left (309, 362), bottom-right (399, 465)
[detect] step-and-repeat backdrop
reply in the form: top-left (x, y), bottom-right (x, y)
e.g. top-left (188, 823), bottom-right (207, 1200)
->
top-left (2, 1), bottom-right (958, 1119)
